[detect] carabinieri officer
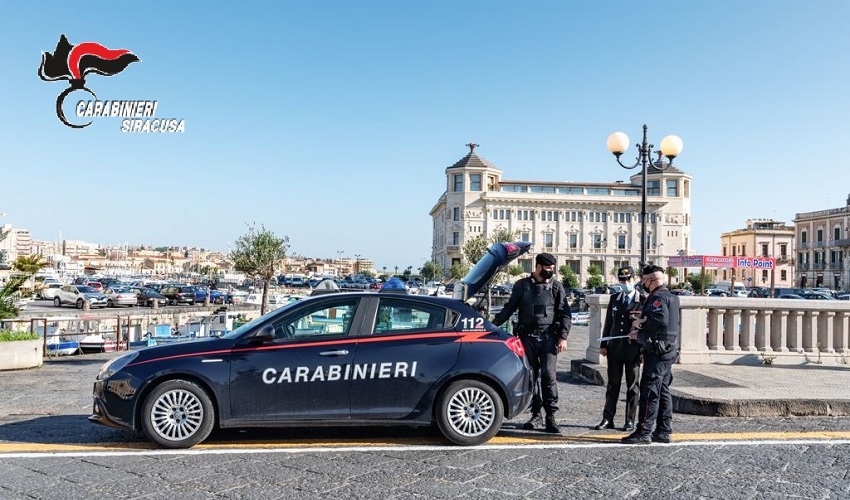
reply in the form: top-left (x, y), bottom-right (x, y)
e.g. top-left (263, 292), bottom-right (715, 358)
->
top-left (622, 265), bottom-right (680, 445)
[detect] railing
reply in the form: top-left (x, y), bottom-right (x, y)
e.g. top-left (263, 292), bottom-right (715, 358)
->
top-left (584, 295), bottom-right (850, 365)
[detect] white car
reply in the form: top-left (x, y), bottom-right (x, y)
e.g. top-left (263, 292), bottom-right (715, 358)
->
top-left (102, 286), bottom-right (139, 307)
top-left (39, 283), bottom-right (63, 300)
top-left (54, 285), bottom-right (109, 309)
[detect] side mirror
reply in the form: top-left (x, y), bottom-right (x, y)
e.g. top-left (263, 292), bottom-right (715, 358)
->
top-left (252, 325), bottom-right (275, 343)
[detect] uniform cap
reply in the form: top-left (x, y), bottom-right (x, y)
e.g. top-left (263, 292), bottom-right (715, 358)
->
top-left (641, 264), bottom-right (666, 276)
top-left (617, 266), bottom-right (634, 281)
top-left (535, 252), bottom-right (556, 266)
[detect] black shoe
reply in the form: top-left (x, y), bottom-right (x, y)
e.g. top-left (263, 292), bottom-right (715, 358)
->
top-left (621, 433), bottom-right (651, 445)
top-left (622, 421), bottom-right (635, 432)
top-left (544, 416), bottom-right (561, 434)
top-left (651, 434), bottom-right (672, 444)
top-left (594, 419), bottom-right (615, 430)
top-left (522, 414), bottom-right (543, 430)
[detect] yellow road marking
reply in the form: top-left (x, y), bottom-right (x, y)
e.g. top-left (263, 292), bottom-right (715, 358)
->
top-left (2, 430), bottom-right (850, 454)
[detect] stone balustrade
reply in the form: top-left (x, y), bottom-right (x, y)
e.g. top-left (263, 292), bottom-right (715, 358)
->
top-left (584, 294), bottom-right (850, 365)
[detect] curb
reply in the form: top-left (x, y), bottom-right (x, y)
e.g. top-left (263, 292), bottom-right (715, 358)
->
top-left (568, 360), bottom-right (850, 417)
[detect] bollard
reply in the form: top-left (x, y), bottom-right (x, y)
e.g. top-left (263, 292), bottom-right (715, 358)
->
top-left (82, 299), bottom-right (90, 311)
top-left (152, 298), bottom-right (159, 309)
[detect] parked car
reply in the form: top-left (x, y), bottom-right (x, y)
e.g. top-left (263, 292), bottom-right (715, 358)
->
top-left (86, 281), bottom-right (104, 292)
top-left (778, 294), bottom-right (805, 299)
top-left (89, 241), bottom-right (534, 449)
top-left (800, 292), bottom-right (836, 300)
top-left (103, 286), bottom-right (139, 307)
top-left (54, 285), bottom-right (109, 309)
top-left (159, 285), bottom-right (197, 306)
top-left (131, 287), bottom-right (168, 307)
top-left (39, 282), bottom-right (63, 300)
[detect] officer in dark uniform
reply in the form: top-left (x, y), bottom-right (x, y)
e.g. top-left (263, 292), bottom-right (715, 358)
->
top-left (595, 266), bottom-right (642, 432)
top-left (621, 265), bottom-right (680, 445)
top-left (492, 252), bottom-right (572, 434)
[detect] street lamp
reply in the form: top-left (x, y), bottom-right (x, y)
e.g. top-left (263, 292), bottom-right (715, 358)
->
top-left (354, 254), bottom-right (361, 273)
top-left (607, 124), bottom-right (683, 269)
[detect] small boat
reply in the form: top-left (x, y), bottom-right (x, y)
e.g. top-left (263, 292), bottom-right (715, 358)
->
top-left (79, 333), bottom-right (121, 353)
top-left (47, 338), bottom-right (80, 356)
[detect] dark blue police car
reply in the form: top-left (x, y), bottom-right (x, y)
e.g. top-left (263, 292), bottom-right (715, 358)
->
top-left (90, 242), bottom-right (533, 448)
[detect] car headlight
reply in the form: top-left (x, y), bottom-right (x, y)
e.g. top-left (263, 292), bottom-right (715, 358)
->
top-left (97, 351), bottom-right (139, 380)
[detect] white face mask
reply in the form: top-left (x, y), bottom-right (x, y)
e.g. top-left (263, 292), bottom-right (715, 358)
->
top-left (623, 283), bottom-right (635, 292)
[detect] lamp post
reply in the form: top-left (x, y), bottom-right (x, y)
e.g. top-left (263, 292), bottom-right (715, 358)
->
top-left (354, 254), bottom-right (361, 273)
top-left (607, 124), bottom-right (683, 269)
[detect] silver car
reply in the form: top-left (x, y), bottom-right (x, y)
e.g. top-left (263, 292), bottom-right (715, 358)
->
top-left (102, 286), bottom-right (138, 307)
top-left (54, 285), bottom-right (109, 309)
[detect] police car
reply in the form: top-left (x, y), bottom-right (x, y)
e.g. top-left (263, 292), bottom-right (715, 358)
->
top-left (90, 242), bottom-right (533, 448)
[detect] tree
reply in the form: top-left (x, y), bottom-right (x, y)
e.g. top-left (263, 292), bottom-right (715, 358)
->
top-left (0, 273), bottom-right (29, 320)
top-left (686, 272), bottom-right (712, 292)
top-left (585, 264), bottom-right (603, 290)
top-left (12, 255), bottom-right (47, 275)
top-left (449, 262), bottom-right (468, 279)
top-left (462, 234), bottom-right (489, 265)
top-left (559, 265), bottom-right (579, 289)
top-left (229, 223), bottom-right (289, 315)
top-left (420, 261), bottom-right (442, 281)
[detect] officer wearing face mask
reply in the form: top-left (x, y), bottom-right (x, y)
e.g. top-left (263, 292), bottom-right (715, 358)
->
top-left (595, 266), bottom-right (642, 433)
top-left (492, 253), bottom-right (572, 434)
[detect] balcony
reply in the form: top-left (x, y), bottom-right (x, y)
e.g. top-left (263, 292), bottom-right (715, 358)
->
top-left (798, 263), bottom-right (810, 270)
top-left (835, 239), bottom-right (850, 247)
top-left (798, 242), bottom-right (809, 250)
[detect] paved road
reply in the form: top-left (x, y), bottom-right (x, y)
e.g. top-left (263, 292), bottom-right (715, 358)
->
top-left (1, 327), bottom-right (849, 499)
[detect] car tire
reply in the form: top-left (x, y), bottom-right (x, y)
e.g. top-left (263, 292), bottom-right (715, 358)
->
top-left (107, 300), bottom-right (114, 308)
top-left (76, 299), bottom-right (85, 310)
top-left (435, 379), bottom-right (503, 446)
top-left (54, 297), bottom-right (61, 307)
top-left (141, 379), bottom-right (215, 449)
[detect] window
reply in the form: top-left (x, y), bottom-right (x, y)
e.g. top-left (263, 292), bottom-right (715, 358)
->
top-left (529, 186), bottom-right (556, 194)
top-left (762, 270), bottom-right (768, 282)
top-left (741, 244), bottom-right (746, 256)
top-left (501, 185), bottom-right (528, 193)
top-left (565, 211), bottom-right (582, 222)
top-left (683, 180), bottom-right (690, 197)
top-left (647, 181), bottom-right (660, 196)
top-left (452, 232), bottom-right (459, 245)
top-left (541, 210), bottom-right (558, 221)
top-left (492, 209), bottom-right (509, 220)
top-left (521, 232), bottom-right (530, 242)
top-left (586, 187), bottom-right (609, 195)
top-left (374, 298), bottom-right (446, 333)
top-left (761, 244), bottom-right (769, 257)
top-left (781, 270), bottom-right (787, 280)
top-left (617, 234), bottom-right (626, 249)
top-left (544, 233), bottom-right (554, 248)
top-left (612, 189), bottom-right (640, 196)
top-left (666, 180), bottom-right (678, 197)
top-left (801, 231), bottom-right (807, 243)
top-left (558, 186), bottom-right (583, 195)
top-left (835, 227), bottom-right (841, 240)
top-left (272, 298), bottom-right (359, 339)
top-left (569, 233), bottom-right (578, 248)
top-left (453, 174), bottom-right (463, 192)
top-left (487, 176), bottom-right (497, 191)
top-left (592, 234), bottom-right (603, 249)
top-left (780, 244), bottom-right (787, 257)
top-left (817, 229), bottom-right (823, 242)
top-left (453, 207), bottom-right (460, 221)
top-left (469, 174), bottom-right (482, 191)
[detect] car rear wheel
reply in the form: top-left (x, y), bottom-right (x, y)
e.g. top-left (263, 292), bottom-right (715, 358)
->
top-left (436, 379), bottom-right (503, 446)
top-left (76, 299), bottom-right (85, 309)
top-left (53, 297), bottom-right (61, 307)
top-left (107, 300), bottom-right (114, 307)
top-left (141, 379), bottom-right (214, 449)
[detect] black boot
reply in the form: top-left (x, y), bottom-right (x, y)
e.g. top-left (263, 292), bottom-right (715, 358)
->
top-left (544, 415), bottom-right (561, 434)
top-left (522, 413), bottom-right (543, 430)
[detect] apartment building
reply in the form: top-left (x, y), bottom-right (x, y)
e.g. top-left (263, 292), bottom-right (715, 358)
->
top-left (794, 195), bottom-right (850, 290)
top-left (715, 219), bottom-right (795, 288)
top-left (429, 145), bottom-right (692, 283)
top-left (0, 223), bottom-right (33, 263)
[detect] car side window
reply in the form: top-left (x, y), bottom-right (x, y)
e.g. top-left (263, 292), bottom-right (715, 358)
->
top-left (374, 298), bottom-right (446, 334)
top-left (272, 298), bottom-right (359, 340)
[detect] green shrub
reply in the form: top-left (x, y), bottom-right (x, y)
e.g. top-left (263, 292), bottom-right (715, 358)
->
top-left (0, 330), bottom-right (39, 342)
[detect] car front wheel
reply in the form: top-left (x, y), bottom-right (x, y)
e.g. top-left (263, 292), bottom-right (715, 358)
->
top-left (53, 297), bottom-right (61, 307)
top-left (436, 379), bottom-right (503, 446)
top-left (141, 379), bottom-right (215, 449)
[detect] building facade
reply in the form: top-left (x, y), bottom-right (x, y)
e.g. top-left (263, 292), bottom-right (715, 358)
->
top-left (714, 219), bottom-right (795, 288)
top-left (0, 223), bottom-right (33, 263)
top-left (794, 195), bottom-right (850, 291)
top-left (429, 146), bottom-right (693, 284)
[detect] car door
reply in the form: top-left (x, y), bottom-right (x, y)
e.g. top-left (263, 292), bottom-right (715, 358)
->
top-left (349, 296), bottom-right (460, 420)
top-left (228, 295), bottom-right (365, 421)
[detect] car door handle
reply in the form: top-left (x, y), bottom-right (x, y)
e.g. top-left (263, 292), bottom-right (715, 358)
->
top-left (319, 350), bottom-right (349, 356)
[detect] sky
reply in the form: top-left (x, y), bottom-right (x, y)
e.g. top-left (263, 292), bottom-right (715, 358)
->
top-left (1, 1), bottom-right (848, 272)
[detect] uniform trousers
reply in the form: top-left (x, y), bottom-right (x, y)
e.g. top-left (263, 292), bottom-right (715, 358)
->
top-left (636, 354), bottom-right (674, 437)
top-left (603, 344), bottom-right (641, 424)
top-left (520, 334), bottom-right (559, 416)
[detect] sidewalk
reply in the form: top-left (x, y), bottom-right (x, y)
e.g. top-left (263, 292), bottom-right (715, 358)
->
top-left (567, 326), bottom-right (850, 418)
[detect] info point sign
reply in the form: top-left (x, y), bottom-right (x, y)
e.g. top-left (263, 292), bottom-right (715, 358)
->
top-left (667, 255), bottom-right (776, 269)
